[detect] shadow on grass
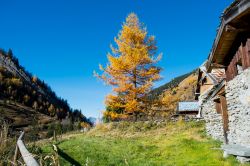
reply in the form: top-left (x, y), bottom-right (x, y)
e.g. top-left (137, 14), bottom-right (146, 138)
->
top-left (57, 147), bottom-right (81, 166)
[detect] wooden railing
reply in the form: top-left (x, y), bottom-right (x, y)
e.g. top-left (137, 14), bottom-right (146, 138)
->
top-left (13, 131), bottom-right (39, 166)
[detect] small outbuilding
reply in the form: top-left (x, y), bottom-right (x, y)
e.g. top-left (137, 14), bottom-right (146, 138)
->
top-left (177, 101), bottom-right (199, 117)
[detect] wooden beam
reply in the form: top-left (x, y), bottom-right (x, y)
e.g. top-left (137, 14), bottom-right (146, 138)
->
top-left (211, 63), bottom-right (226, 68)
top-left (225, 24), bottom-right (237, 32)
top-left (17, 132), bottom-right (39, 166)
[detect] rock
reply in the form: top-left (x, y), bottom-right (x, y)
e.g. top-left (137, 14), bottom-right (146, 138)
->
top-left (236, 156), bottom-right (250, 163)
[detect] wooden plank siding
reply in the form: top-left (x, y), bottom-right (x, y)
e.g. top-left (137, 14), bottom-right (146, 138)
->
top-left (226, 38), bottom-right (250, 81)
top-left (245, 38), bottom-right (250, 67)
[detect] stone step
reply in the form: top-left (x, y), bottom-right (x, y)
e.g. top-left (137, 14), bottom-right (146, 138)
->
top-left (222, 144), bottom-right (250, 157)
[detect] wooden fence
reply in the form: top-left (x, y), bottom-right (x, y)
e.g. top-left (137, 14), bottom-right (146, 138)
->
top-left (13, 131), bottom-right (39, 166)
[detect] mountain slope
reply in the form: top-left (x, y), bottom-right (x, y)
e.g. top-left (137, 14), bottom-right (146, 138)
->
top-left (0, 49), bottom-right (87, 130)
top-left (0, 49), bottom-right (69, 118)
top-left (146, 71), bottom-right (198, 119)
top-left (149, 70), bottom-right (197, 100)
top-left (160, 72), bottom-right (198, 114)
top-left (0, 100), bottom-right (54, 128)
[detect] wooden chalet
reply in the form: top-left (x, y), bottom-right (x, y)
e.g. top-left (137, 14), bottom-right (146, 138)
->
top-left (196, 0), bottom-right (250, 162)
top-left (206, 0), bottom-right (250, 80)
top-left (207, 0), bottom-right (250, 143)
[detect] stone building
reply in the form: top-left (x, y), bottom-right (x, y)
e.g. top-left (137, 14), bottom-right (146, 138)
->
top-left (196, 0), bottom-right (250, 148)
top-left (196, 61), bottom-right (226, 141)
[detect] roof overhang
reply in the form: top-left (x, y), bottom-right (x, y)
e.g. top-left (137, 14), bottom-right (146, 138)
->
top-left (207, 0), bottom-right (250, 72)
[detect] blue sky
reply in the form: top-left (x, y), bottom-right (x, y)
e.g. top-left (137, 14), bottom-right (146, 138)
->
top-left (0, 0), bottom-right (233, 118)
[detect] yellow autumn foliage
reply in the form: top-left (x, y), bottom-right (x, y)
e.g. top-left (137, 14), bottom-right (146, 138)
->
top-left (103, 111), bottom-right (129, 121)
top-left (81, 122), bottom-right (90, 128)
top-left (95, 13), bottom-right (162, 119)
top-left (161, 73), bottom-right (198, 114)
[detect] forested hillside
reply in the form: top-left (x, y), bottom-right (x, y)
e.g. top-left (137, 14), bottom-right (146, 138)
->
top-left (149, 69), bottom-right (197, 100)
top-left (0, 49), bottom-right (89, 130)
top-left (160, 72), bottom-right (198, 115)
top-left (143, 72), bottom-right (198, 119)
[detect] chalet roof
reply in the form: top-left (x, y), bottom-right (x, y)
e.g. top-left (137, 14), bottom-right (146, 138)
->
top-left (206, 0), bottom-right (250, 71)
top-left (223, 0), bottom-right (242, 15)
top-left (178, 102), bottom-right (199, 112)
top-left (195, 61), bottom-right (226, 99)
top-left (198, 80), bottom-right (226, 103)
top-left (198, 61), bottom-right (225, 84)
top-left (210, 68), bottom-right (226, 83)
top-left (199, 61), bottom-right (218, 84)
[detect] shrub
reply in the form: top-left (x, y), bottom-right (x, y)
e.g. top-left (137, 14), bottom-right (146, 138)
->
top-left (0, 119), bottom-right (16, 165)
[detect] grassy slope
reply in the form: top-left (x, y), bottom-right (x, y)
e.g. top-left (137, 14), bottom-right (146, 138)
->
top-left (39, 121), bottom-right (248, 166)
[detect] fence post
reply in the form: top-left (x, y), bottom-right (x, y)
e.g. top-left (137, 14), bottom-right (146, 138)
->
top-left (53, 130), bottom-right (57, 141)
top-left (13, 144), bottom-right (18, 165)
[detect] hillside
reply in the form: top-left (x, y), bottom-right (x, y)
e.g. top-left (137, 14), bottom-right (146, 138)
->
top-left (0, 49), bottom-right (70, 118)
top-left (160, 72), bottom-right (198, 114)
top-left (145, 72), bottom-right (198, 119)
top-left (149, 69), bottom-right (197, 100)
top-left (35, 121), bottom-right (244, 166)
top-left (0, 49), bottom-right (88, 131)
top-left (0, 100), bottom-right (53, 127)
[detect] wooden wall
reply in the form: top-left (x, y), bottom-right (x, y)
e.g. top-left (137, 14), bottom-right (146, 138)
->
top-left (225, 38), bottom-right (250, 81)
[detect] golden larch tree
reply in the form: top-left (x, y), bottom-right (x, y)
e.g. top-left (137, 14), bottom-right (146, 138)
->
top-left (95, 13), bottom-right (162, 120)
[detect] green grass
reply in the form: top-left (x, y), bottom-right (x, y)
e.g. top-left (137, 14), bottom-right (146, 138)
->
top-left (39, 121), bottom-right (249, 166)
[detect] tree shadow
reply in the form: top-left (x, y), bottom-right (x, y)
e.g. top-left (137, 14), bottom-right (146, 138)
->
top-left (57, 147), bottom-right (82, 166)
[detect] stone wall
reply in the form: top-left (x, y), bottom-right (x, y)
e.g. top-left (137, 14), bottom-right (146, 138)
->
top-left (225, 68), bottom-right (250, 146)
top-left (199, 94), bottom-right (225, 142)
